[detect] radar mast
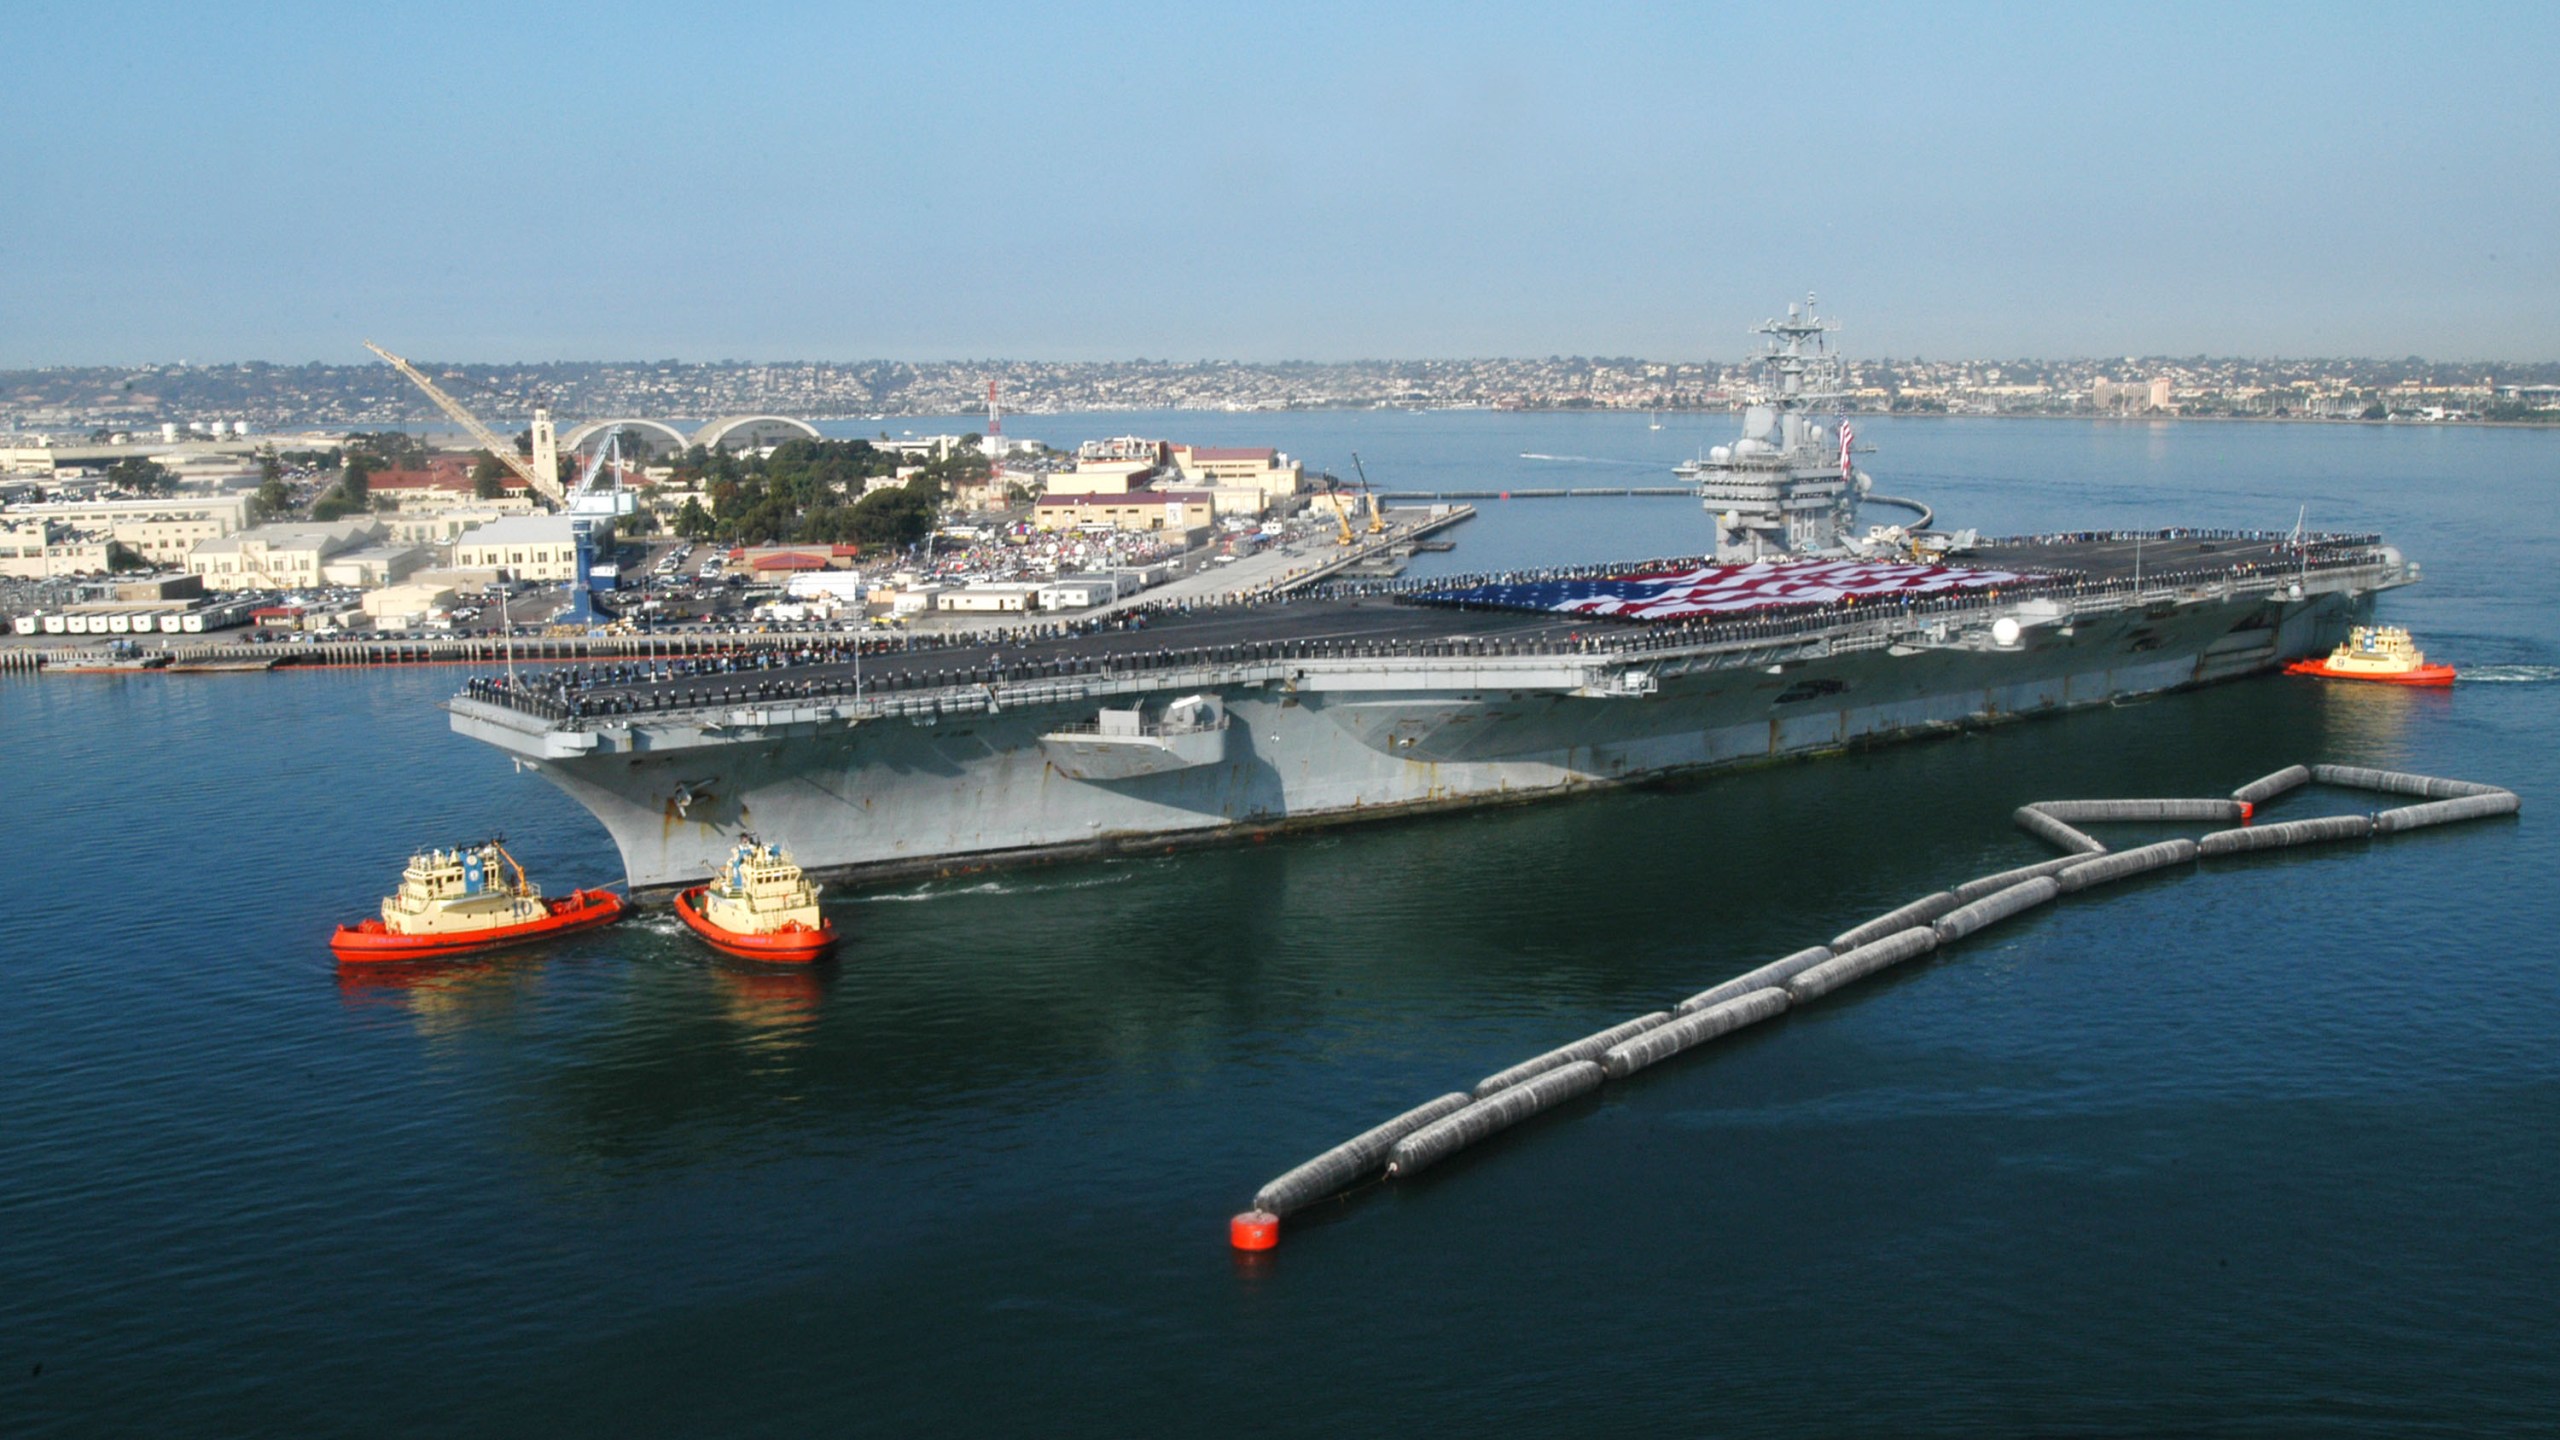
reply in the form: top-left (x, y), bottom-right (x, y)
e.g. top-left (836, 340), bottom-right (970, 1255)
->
top-left (1678, 294), bottom-right (1866, 562)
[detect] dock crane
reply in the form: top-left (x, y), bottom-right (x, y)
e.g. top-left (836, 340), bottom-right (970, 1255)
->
top-left (362, 341), bottom-right (564, 505)
top-left (1349, 452), bottom-right (1386, 535)
top-left (1318, 476), bottom-right (1358, 546)
top-left (364, 340), bottom-right (624, 625)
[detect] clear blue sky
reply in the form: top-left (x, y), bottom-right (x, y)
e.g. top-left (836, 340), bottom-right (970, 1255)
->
top-left (3, 0), bottom-right (2553, 365)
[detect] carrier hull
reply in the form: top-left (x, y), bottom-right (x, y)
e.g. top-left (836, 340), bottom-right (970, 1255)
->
top-left (452, 555), bottom-right (2397, 893)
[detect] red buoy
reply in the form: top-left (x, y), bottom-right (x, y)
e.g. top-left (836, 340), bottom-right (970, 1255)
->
top-left (1229, 1210), bottom-right (1279, 1251)
top-left (2238, 800), bottom-right (2256, 824)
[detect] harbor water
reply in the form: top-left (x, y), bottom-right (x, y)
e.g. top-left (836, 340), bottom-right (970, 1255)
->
top-left (4, 416), bottom-right (2556, 1435)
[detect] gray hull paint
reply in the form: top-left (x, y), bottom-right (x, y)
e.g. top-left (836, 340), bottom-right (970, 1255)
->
top-left (452, 587), bottom-right (2372, 892)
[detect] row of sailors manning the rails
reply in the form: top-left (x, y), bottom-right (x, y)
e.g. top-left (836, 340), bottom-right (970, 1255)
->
top-left (453, 606), bottom-right (2441, 734)
top-left (327, 838), bottom-right (837, 965)
top-left (453, 554), bottom-right (2389, 707)
top-left (445, 564), bottom-right (2067, 717)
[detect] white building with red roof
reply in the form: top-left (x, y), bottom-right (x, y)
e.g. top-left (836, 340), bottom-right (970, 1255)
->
top-left (366, 455), bottom-right (534, 512)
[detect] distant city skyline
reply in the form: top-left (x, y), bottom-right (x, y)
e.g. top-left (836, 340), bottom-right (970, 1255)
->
top-left (11, 353), bottom-right (2553, 434)
top-left (4, 1), bottom-right (2554, 366)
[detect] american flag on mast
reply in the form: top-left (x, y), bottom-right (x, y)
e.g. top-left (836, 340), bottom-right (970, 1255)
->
top-left (1838, 419), bottom-right (1856, 483)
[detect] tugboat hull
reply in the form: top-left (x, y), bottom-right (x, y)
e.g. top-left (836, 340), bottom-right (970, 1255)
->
top-left (2283, 658), bottom-right (2455, 687)
top-left (329, 889), bottom-right (626, 962)
top-left (674, 886), bottom-right (838, 963)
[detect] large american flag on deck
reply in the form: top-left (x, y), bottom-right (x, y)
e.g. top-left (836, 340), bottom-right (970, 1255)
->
top-left (1420, 558), bottom-right (2031, 623)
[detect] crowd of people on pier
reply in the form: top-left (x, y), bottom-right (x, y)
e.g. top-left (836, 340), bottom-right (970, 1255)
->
top-left (912, 525), bottom-right (1188, 587)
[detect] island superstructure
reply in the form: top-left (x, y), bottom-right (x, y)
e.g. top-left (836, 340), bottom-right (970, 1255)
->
top-left (1678, 297), bottom-right (1865, 561)
top-left (447, 304), bottom-right (2418, 894)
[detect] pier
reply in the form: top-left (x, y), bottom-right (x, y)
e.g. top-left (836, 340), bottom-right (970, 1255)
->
top-left (7, 506), bottom-right (1482, 679)
top-left (1866, 493), bottom-right (1935, 528)
top-left (6, 630), bottom-right (854, 674)
top-left (1378, 486), bottom-right (1690, 500)
top-left (1255, 505), bottom-right (1474, 592)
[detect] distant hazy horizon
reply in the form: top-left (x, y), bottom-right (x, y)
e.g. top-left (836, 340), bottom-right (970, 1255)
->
top-left (10, 350), bottom-right (2560, 370)
top-left (4, 1), bottom-right (2553, 367)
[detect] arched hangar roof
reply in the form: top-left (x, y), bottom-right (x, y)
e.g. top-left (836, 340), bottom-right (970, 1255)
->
top-left (692, 414), bottom-right (822, 450)
top-left (557, 418), bottom-right (694, 454)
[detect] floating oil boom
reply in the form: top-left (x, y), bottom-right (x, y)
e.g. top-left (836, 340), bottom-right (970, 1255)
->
top-left (1227, 762), bottom-right (2520, 1250)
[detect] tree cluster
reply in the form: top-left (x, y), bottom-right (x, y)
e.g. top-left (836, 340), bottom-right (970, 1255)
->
top-left (666, 439), bottom-right (949, 550)
top-left (313, 431), bottom-right (439, 517)
top-left (249, 478), bottom-right (293, 522)
top-left (105, 456), bottom-right (175, 496)
top-left (342, 431), bottom-right (431, 464)
top-left (308, 437), bottom-right (390, 520)
top-left (470, 451), bottom-right (513, 500)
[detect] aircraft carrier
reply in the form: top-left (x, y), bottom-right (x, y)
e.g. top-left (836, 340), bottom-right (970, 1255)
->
top-left (448, 301), bottom-right (2415, 892)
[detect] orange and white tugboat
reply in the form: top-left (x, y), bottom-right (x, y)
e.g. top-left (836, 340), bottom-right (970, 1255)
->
top-left (675, 838), bottom-right (839, 963)
top-left (2284, 624), bottom-right (2457, 687)
top-left (329, 840), bottom-right (625, 962)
